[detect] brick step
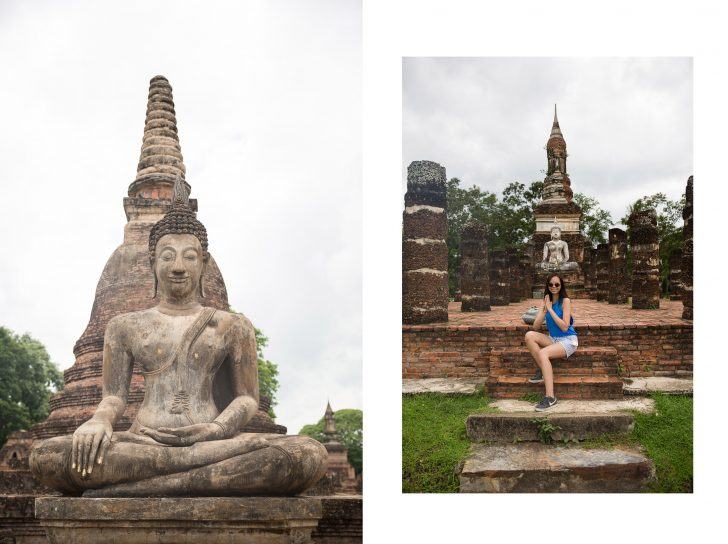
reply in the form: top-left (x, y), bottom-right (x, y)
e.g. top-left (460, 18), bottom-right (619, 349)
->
top-left (459, 443), bottom-right (655, 493)
top-left (466, 412), bottom-right (634, 443)
top-left (487, 375), bottom-right (624, 400)
top-left (490, 346), bottom-right (619, 377)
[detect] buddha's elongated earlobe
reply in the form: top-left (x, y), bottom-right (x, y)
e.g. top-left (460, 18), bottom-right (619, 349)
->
top-left (150, 257), bottom-right (158, 299)
top-left (199, 255), bottom-right (208, 298)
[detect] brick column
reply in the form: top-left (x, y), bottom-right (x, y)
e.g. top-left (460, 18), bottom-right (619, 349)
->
top-left (608, 228), bottom-right (628, 304)
top-left (681, 176), bottom-right (693, 319)
top-left (459, 221), bottom-right (490, 311)
top-left (668, 248), bottom-right (683, 301)
top-left (629, 209), bottom-right (660, 310)
top-left (519, 252), bottom-right (533, 299)
top-left (402, 161), bottom-right (449, 324)
top-left (489, 249), bottom-right (510, 306)
top-left (595, 243), bottom-right (610, 302)
top-left (506, 249), bottom-right (522, 303)
top-left (582, 246), bottom-right (596, 299)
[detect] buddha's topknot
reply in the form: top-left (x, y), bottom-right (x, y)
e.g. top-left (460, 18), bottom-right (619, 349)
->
top-left (148, 176), bottom-right (208, 257)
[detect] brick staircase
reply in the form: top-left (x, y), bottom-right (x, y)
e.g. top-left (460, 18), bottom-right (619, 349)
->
top-left (487, 346), bottom-right (623, 400)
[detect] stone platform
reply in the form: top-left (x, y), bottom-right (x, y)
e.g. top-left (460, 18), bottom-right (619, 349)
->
top-left (459, 443), bottom-right (655, 493)
top-left (403, 299), bottom-right (692, 379)
top-left (466, 412), bottom-right (634, 443)
top-left (35, 497), bottom-right (323, 544)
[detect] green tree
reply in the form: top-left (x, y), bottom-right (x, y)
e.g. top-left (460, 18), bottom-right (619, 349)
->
top-left (445, 178), bottom-right (542, 296)
top-left (573, 193), bottom-right (613, 246)
top-left (299, 408), bottom-right (362, 474)
top-left (620, 192), bottom-right (685, 295)
top-left (228, 308), bottom-right (280, 419)
top-left (0, 327), bottom-right (63, 447)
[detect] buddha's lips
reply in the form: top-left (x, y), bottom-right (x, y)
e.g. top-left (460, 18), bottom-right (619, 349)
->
top-left (168, 277), bottom-right (189, 283)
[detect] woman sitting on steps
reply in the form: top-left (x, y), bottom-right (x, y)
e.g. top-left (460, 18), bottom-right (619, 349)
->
top-left (524, 272), bottom-right (578, 411)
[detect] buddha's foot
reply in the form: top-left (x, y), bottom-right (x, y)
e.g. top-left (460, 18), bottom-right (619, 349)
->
top-left (82, 435), bottom-right (327, 497)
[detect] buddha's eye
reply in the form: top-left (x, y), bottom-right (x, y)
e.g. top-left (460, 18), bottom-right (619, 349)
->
top-left (160, 250), bottom-right (174, 261)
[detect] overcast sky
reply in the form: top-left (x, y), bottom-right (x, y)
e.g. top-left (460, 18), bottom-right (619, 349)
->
top-left (0, 0), bottom-right (361, 435)
top-left (403, 57), bottom-right (693, 226)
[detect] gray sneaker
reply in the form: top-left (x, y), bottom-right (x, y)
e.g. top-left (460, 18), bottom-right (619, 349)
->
top-left (528, 369), bottom-right (544, 384)
top-left (534, 396), bottom-right (557, 411)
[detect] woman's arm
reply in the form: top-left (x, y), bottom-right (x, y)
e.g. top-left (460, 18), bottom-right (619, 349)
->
top-left (547, 298), bottom-right (572, 332)
top-left (531, 300), bottom-right (547, 330)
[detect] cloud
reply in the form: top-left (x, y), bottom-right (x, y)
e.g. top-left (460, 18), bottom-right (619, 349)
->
top-left (0, 0), bottom-right (361, 435)
top-left (403, 57), bottom-right (693, 226)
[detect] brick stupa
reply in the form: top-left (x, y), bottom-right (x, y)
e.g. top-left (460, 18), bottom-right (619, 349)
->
top-left (31, 75), bottom-right (284, 440)
top-left (531, 106), bottom-right (587, 297)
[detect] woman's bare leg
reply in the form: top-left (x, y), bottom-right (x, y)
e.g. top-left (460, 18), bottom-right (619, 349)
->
top-left (537, 343), bottom-right (567, 398)
top-left (524, 330), bottom-right (553, 371)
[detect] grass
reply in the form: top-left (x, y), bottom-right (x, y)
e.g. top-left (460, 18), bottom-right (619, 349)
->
top-left (581, 393), bottom-right (693, 492)
top-left (403, 392), bottom-right (692, 493)
top-left (402, 391), bottom-right (496, 493)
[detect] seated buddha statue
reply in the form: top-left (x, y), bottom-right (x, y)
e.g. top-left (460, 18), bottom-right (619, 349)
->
top-left (539, 226), bottom-right (578, 272)
top-left (30, 179), bottom-right (327, 497)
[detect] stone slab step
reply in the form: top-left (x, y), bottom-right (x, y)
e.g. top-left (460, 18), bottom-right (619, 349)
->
top-left (459, 443), bottom-right (655, 493)
top-left (490, 346), bottom-right (619, 377)
top-left (487, 375), bottom-right (624, 400)
top-left (466, 411), bottom-right (634, 443)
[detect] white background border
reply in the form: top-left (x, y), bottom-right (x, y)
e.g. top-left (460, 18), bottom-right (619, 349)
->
top-left (363, 0), bottom-right (724, 541)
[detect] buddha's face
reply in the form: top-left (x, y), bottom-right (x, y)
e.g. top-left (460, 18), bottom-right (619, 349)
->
top-left (154, 233), bottom-right (206, 301)
top-left (551, 227), bottom-right (561, 241)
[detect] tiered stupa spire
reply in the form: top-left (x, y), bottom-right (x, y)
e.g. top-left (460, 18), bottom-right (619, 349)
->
top-left (541, 103), bottom-right (572, 203)
top-left (323, 401), bottom-right (339, 444)
top-left (128, 75), bottom-right (187, 200)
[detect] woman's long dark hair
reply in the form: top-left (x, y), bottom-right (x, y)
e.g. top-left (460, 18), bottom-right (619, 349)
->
top-left (544, 272), bottom-right (569, 302)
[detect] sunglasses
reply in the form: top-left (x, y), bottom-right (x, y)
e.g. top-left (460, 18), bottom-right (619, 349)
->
top-left (548, 282), bottom-right (561, 288)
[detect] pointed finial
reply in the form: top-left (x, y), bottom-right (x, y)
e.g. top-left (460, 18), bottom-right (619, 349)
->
top-left (554, 104), bottom-right (558, 124)
top-left (171, 175), bottom-right (190, 207)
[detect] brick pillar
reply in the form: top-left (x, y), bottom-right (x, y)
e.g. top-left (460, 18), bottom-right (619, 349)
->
top-left (595, 243), bottom-right (610, 302)
top-left (608, 228), bottom-right (628, 304)
top-left (669, 248), bottom-right (683, 301)
top-left (489, 249), bottom-right (510, 306)
top-left (582, 246), bottom-right (595, 299)
top-left (520, 252), bottom-right (533, 299)
top-left (506, 249), bottom-right (521, 303)
top-left (629, 209), bottom-right (660, 310)
top-left (402, 161), bottom-right (449, 324)
top-left (681, 176), bottom-right (693, 319)
top-left (459, 221), bottom-right (490, 311)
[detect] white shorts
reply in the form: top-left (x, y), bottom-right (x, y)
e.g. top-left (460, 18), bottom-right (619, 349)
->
top-left (550, 334), bottom-right (578, 358)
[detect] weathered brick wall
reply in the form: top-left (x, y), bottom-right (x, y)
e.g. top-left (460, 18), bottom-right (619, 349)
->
top-left (402, 324), bottom-right (692, 379)
top-left (459, 222), bottom-right (490, 312)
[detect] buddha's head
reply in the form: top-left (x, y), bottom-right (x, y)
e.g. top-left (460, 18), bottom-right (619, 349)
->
top-left (148, 177), bottom-right (209, 300)
top-left (550, 226), bottom-right (562, 241)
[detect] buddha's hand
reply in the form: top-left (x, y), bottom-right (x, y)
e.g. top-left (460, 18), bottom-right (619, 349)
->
top-left (140, 423), bottom-right (226, 446)
top-left (71, 418), bottom-right (112, 476)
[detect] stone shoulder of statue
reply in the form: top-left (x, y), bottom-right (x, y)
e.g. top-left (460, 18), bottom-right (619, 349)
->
top-left (30, 178), bottom-right (327, 498)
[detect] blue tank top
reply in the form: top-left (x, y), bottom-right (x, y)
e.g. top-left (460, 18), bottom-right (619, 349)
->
top-left (545, 298), bottom-right (577, 338)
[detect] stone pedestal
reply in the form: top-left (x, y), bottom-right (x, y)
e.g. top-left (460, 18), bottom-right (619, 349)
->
top-left (489, 250), bottom-right (509, 306)
top-left (682, 176), bottom-right (693, 320)
top-left (595, 243), bottom-right (610, 302)
top-left (629, 209), bottom-right (660, 310)
top-left (402, 161), bottom-right (449, 324)
top-left (35, 497), bottom-right (323, 544)
top-left (459, 222), bottom-right (490, 311)
top-left (608, 228), bottom-right (628, 304)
